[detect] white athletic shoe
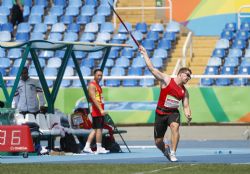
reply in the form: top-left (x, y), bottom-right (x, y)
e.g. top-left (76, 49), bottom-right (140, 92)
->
top-left (83, 147), bottom-right (94, 153)
top-left (95, 147), bottom-right (110, 154)
top-left (170, 152), bottom-right (178, 162)
top-left (164, 145), bottom-right (171, 161)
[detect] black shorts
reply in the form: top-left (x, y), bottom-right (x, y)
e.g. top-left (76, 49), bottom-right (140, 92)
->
top-left (92, 116), bottom-right (104, 129)
top-left (154, 111), bottom-right (180, 139)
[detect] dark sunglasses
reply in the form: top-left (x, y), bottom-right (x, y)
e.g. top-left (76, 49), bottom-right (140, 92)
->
top-left (183, 72), bottom-right (191, 79)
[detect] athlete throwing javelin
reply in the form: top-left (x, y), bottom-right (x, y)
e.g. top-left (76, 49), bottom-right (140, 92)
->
top-left (139, 46), bottom-right (192, 162)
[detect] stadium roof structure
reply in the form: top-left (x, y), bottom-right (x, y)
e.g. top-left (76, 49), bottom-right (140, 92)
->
top-left (0, 40), bottom-right (131, 113)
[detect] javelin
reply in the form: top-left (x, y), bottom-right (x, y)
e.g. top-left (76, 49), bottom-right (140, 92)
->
top-left (108, 2), bottom-right (140, 48)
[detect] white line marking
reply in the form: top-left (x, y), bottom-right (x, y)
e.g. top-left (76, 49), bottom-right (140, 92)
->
top-left (133, 165), bottom-right (179, 174)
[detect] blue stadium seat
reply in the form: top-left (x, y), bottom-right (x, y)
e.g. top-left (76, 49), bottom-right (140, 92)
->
top-left (54, 0), bottom-right (66, 7)
top-left (34, 0), bottom-right (48, 7)
top-left (49, 5), bottom-right (63, 16)
top-left (118, 22), bottom-right (132, 34)
top-left (0, 15), bottom-right (8, 24)
top-left (30, 58), bottom-right (45, 68)
top-left (67, 23), bottom-right (80, 33)
top-left (48, 32), bottom-right (62, 41)
top-left (60, 15), bottom-right (73, 25)
top-left (100, 0), bottom-right (114, 5)
top-left (200, 67), bottom-right (219, 86)
top-left (240, 22), bottom-right (250, 32)
top-left (115, 57), bottom-right (130, 68)
top-left (121, 48), bottom-right (134, 59)
top-left (76, 15), bottom-right (90, 25)
top-left (0, 48), bottom-right (6, 57)
top-left (157, 39), bottom-right (172, 50)
top-left (87, 51), bottom-right (103, 60)
top-left (153, 48), bottom-right (168, 60)
top-left (12, 59), bottom-right (29, 68)
top-left (123, 68), bottom-right (140, 87)
top-left (131, 56), bottom-right (146, 68)
top-left (80, 32), bottom-right (96, 42)
top-left (235, 30), bottom-right (249, 40)
top-left (33, 23), bottom-right (47, 33)
top-left (0, 31), bottom-right (11, 41)
top-left (105, 58), bottom-right (114, 68)
top-left (146, 31), bottom-right (159, 41)
top-left (16, 32), bottom-right (29, 42)
top-left (74, 51), bottom-right (87, 59)
top-left (1, 0), bottom-right (13, 9)
top-left (7, 48), bottom-right (22, 59)
top-left (65, 6), bottom-right (79, 16)
top-left (207, 57), bottom-right (222, 67)
top-left (150, 23), bottom-right (164, 33)
top-left (131, 30), bottom-right (143, 42)
top-left (100, 22), bottom-right (114, 33)
top-left (227, 48), bottom-right (242, 58)
top-left (23, 6), bottom-right (30, 19)
top-left (44, 67), bottom-right (58, 87)
top-left (85, 0), bottom-right (98, 7)
top-left (30, 32), bottom-right (44, 40)
top-left (211, 48), bottom-right (226, 58)
top-left (223, 57), bottom-right (239, 67)
top-left (51, 23), bottom-right (66, 33)
top-left (1, 23), bottom-right (13, 32)
top-left (240, 57), bottom-right (250, 67)
top-left (106, 67), bottom-right (125, 87)
top-left (30, 5), bottom-right (44, 16)
top-left (220, 30), bottom-right (234, 40)
top-left (163, 32), bottom-right (176, 42)
top-left (17, 22), bottom-right (31, 33)
top-left (91, 15), bottom-right (106, 24)
top-left (0, 58), bottom-right (11, 68)
top-left (96, 32), bottom-right (111, 42)
top-left (139, 79), bottom-right (155, 87)
top-left (44, 15), bottom-right (58, 25)
top-left (215, 66), bottom-right (234, 86)
top-left (61, 66), bottom-right (74, 87)
top-left (85, 22), bottom-right (99, 33)
top-left (142, 39), bottom-right (155, 51)
top-left (68, 0), bottom-right (82, 8)
top-left (97, 5), bottom-right (111, 16)
top-left (47, 57), bottom-right (62, 68)
top-left (108, 48), bottom-right (119, 59)
top-left (81, 5), bottom-right (95, 16)
top-left (215, 39), bottom-right (230, 49)
top-left (224, 22), bottom-right (236, 32)
top-left (232, 39), bottom-right (246, 50)
top-left (135, 22), bottom-right (147, 34)
top-left (0, 67), bottom-right (6, 76)
top-left (81, 58), bottom-right (95, 68)
top-left (29, 67), bottom-right (38, 76)
top-left (166, 21), bottom-right (180, 33)
top-left (0, 6), bottom-right (10, 16)
top-left (233, 66), bottom-right (250, 86)
top-left (151, 57), bottom-right (163, 69)
top-left (63, 32), bottom-right (78, 42)
top-left (72, 66), bottom-right (91, 87)
top-left (113, 33), bottom-right (127, 41)
top-left (28, 15), bottom-right (42, 25)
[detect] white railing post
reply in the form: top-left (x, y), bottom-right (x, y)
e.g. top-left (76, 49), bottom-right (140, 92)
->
top-left (182, 32), bottom-right (193, 67)
top-left (237, 5), bottom-right (250, 29)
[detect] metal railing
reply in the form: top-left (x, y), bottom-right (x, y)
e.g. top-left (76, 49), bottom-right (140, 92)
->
top-left (237, 5), bottom-right (250, 29)
top-left (112, 0), bottom-right (172, 28)
top-left (182, 32), bottom-right (193, 67)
